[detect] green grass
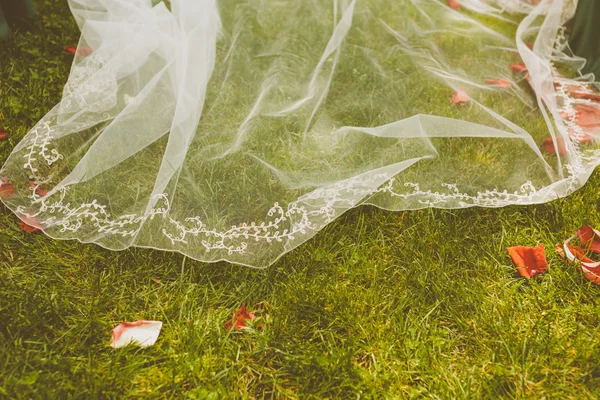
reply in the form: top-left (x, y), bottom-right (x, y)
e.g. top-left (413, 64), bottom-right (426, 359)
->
top-left (2, 0), bottom-right (600, 398)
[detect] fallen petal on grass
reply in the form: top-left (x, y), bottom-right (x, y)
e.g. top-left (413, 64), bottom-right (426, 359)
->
top-left (566, 86), bottom-right (600, 102)
top-left (574, 104), bottom-right (600, 130)
top-left (485, 79), bottom-right (511, 89)
top-left (451, 89), bottom-right (470, 105)
top-left (0, 179), bottom-right (15, 199)
top-left (506, 244), bottom-right (548, 278)
top-left (19, 214), bottom-right (41, 233)
top-left (63, 45), bottom-right (77, 55)
top-left (577, 226), bottom-right (600, 253)
top-left (542, 137), bottom-right (568, 156)
top-left (0, 126), bottom-right (7, 140)
top-left (111, 321), bottom-right (163, 348)
top-left (63, 45), bottom-right (93, 57)
top-left (28, 182), bottom-right (49, 196)
top-left (447, 0), bottom-right (461, 10)
top-left (225, 305), bottom-right (257, 331)
top-left (568, 129), bottom-right (594, 144)
top-left (557, 237), bottom-right (600, 285)
top-left (510, 64), bottom-right (527, 73)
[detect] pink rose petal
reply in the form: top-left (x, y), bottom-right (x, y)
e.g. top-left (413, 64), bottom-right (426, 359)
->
top-left (110, 320), bottom-right (162, 348)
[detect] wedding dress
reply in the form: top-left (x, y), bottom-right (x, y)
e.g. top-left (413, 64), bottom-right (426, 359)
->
top-left (0, 0), bottom-right (597, 267)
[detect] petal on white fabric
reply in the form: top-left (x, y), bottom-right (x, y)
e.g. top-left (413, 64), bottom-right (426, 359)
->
top-left (110, 320), bottom-right (163, 349)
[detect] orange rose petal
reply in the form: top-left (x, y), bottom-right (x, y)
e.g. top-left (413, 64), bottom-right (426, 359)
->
top-left (506, 244), bottom-right (548, 279)
top-left (63, 45), bottom-right (77, 55)
top-left (582, 268), bottom-right (600, 285)
top-left (225, 305), bottom-right (258, 331)
top-left (0, 180), bottom-right (15, 199)
top-left (568, 129), bottom-right (594, 144)
top-left (19, 214), bottom-right (41, 233)
top-left (566, 86), bottom-right (600, 102)
top-left (485, 79), bottom-right (511, 89)
top-left (77, 47), bottom-right (94, 57)
top-left (574, 104), bottom-right (600, 130)
top-left (0, 127), bottom-right (7, 140)
top-left (447, 0), bottom-right (461, 10)
top-left (451, 89), bottom-right (470, 105)
top-left (28, 182), bottom-right (49, 196)
top-left (557, 238), bottom-right (600, 285)
top-left (510, 64), bottom-right (528, 73)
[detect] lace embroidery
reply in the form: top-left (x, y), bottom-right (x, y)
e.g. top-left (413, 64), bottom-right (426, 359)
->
top-left (2, 22), bottom-right (598, 256)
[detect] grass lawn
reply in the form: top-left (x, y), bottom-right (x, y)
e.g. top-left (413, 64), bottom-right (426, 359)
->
top-left (2, 0), bottom-right (600, 398)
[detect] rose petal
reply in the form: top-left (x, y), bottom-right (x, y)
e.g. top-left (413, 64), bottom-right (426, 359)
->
top-left (0, 126), bottom-right (7, 141)
top-left (0, 180), bottom-right (15, 199)
top-left (29, 182), bottom-right (49, 196)
top-left (110, 320), bottom-right (163, 348)
top-left (78, 47), bottom-right (94, 57)
top-left (574, 104), bottom-right (600, 130)
top-left (577, 226), bottom-right (600, 254)
top-left (506, 244), bottom-right (548, 279)
top-left (19, 214), bottom-right (41, 233)
top-left (451, 89), bottom-right (470, 105)
top-left (447, 0), bottom-right (461, 10)
top-left (510, 64), bottom-right (528, 73)
top-left (542, 137), bottom-right (568, 156)
top-left (63, 45), bottom-right (77, 55)
top-left (225, 305), bottom-right (257, 331)
top-left (485, 79), bottom-right (511, 89)
top-left (566, 86), bottom-right (600, 102)
top-left (557, 241), bottom-right (600, 285)
top-left (568, 129), bottom-right (594, 144)
top-left (64, 45), bottom-right (94, 57)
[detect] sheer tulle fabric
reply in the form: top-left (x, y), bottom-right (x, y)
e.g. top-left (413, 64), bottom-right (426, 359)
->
top-left (0, 0), bottom-right (597, 267)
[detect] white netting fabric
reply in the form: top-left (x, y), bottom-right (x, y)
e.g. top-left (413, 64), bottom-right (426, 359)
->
top-left (1, 0), bottom-right (598, 267)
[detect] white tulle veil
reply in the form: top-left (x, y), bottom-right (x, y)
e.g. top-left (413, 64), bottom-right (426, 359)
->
top-left (0, 0), bottom-right (598, 267)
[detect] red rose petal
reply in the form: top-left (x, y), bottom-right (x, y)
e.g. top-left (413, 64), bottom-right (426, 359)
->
top-left (507, 244), bottom-right (549, 279)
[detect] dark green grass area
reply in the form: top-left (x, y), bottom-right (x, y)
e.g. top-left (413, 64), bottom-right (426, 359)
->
top-left (2, 1), bottom-right (600, 399)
